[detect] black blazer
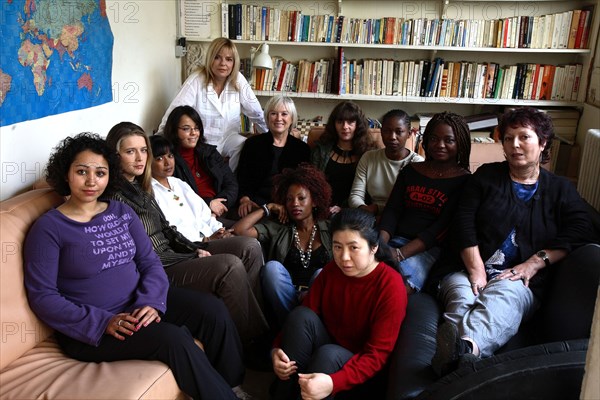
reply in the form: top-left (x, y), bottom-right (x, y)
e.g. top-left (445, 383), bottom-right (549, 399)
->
top-left (237, 132), bottom-right (311, 205)
top-left (173, 142), bottom-right (239, 206)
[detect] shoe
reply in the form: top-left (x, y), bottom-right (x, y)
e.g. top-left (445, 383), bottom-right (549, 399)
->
top-left (233, 385), bottom-right (254, 400)
top-left (431, 323), bottom-right (473, 376)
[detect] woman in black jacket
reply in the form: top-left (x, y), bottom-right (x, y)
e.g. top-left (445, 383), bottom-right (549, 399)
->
top-left (431, 107), bottom-right (592, 376)
top-left (163, 105), bottom-right (238, 219)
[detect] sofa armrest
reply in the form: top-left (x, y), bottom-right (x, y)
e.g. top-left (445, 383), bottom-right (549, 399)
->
top-left (541, 243), bottom-right (600, 343)
top-left (387, 293), bottom-right (441, 400)
top-left (415, 339), bottom-right (589, 400)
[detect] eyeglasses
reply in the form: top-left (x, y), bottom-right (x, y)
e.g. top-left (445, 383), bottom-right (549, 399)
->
top-left (178, 126), bottom-right (201, 134)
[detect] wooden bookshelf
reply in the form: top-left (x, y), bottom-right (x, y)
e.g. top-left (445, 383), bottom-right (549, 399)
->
top-left (181, 0), bottom-right (599, 132)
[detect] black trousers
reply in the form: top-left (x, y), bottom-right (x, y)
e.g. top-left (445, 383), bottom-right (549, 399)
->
top-left (57, 287), bottom-right (243, 400)
top-left (271, 306), bottom-right (387, 400)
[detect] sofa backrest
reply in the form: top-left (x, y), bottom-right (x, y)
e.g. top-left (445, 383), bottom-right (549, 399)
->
top-left (0, 188), bottom-right (64, 370)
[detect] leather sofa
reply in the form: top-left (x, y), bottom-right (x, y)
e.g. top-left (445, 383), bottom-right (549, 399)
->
top-left (387, 203), bottom-right (600, 400)
top-left (0, 188), bottom-right (187, 399)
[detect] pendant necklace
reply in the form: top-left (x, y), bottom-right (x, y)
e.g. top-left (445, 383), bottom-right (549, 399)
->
top-left (292, 224), bottom-right (318, 269)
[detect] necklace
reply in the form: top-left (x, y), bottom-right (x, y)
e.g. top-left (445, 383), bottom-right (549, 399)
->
top-left (168, 189), bottom-right (184, 207)
top-left (331, 145), bottom-right (354, 164)
top-left (509, 170), bottom-right (539, 185)
top-left (292, 224), bottom-right (317, 269)
top-left (428, 162), bottom-right (457, 178)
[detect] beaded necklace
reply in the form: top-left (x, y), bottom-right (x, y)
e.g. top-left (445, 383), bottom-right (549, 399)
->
top-left (292, 224), bottom-right (317, 269)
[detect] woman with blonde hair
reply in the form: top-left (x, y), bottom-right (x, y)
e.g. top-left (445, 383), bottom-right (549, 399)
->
top-left (158, 37), bottom-right (267, 171)
top-left (236, 95), bottom-right (310, 218)
top-left (106, 122), bottom-right (269, 348)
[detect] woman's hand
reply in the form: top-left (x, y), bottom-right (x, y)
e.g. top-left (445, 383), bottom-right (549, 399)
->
top-left (469, 269), bottom-right (488, 296)
top-left (106, 313), bottom-right (139, 340)
top-left (208, 227), bottom-right (234, 241)
top-left (268, 203), bottom-right (288, 224)
top-left (328, 205), bottom-right (341, 217)
top-left (497, 259), bottom-right (541, 288)
top-left (272, 348), bottom-right (297, 380)
top-left (238, 196), bottom-right (259, 218)
top-left (298, 373), bottom-right (333, 400)
top-left (131, 306), bottom-right (161, 330)
top-left (196, 248), bottom-right (211, 258)
top-left (209, 198), bottom-right (228, 217)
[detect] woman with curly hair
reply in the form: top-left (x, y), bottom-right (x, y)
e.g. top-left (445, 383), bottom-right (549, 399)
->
top-left (24, 133), bottom-right (244, 399)
top-left (311, 101), bottom-right (376, 214)
top-left (233, 163), bottom-right (332, 329)
top-left (379, 111), bottom-right (471, 294)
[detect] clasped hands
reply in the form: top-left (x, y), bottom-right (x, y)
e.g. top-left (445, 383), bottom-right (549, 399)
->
top-left (272, 348), bottom-right (333, 400)
top-left (105, 306), bottom-right (161, 340)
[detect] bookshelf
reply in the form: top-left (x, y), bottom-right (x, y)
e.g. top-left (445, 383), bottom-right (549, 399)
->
top-left (180, 0), bottom-right (599, 137)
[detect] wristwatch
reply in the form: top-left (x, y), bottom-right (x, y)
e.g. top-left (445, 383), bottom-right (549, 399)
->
top-left (536, 250), bottom-right (551, 267)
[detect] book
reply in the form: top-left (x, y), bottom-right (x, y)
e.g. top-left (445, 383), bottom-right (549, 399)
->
top-left (465, 112), bottom-right (499, 131)
top-left (567, 10), bottom-right (582, 48)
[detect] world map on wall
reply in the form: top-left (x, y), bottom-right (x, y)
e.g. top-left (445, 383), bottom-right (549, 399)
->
top-left (0, 0), bottom-right (113, 127)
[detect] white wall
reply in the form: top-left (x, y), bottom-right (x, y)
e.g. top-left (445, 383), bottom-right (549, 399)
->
top-left (0, 0), bottom-right (182, 200)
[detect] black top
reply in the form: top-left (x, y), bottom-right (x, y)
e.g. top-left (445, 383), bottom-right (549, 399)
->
top-left (433, 161), bottom-right (592, 298)
top-left (237, 132), bottom-right (311, 205)
top-left (283, 244), bottom-right (330, 287)
top-left (325, 158), bottom-right (358, 207)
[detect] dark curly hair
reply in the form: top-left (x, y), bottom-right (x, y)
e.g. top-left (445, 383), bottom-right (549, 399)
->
top-left (46, 132), bottom-right (120, 197)
top-left (497, 107), bottom-right (554, 164)
top-left (422, 112), bottom-right (471, 171)
top-left (319, 101), bottom-right (372, 155)
top-left (272, 163), bottom-right (332, 220)
top-left (330, 208), bottom-right (398, 270)
top-left (163, 105), bottom-right (206, 149)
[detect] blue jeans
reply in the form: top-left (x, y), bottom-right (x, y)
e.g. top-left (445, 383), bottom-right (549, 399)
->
top-left (261, 261), bottom-right (321, 329)
top-left (389, 236), bottom-right (440, 292)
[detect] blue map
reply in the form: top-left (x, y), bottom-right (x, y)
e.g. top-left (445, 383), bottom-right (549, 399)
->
top-left (0, 0), bottom-right (113, 127)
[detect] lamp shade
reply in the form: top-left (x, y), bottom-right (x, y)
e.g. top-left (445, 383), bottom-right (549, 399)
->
top-left (253, 43), bottom-right (273, 70)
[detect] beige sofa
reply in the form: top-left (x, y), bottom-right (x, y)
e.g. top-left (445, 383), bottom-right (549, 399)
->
top-left (0, 188), bottom-right (186, 399)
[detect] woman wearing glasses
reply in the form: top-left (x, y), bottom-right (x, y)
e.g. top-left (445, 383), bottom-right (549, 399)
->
top-left (157, 37), bottom-right (267, 172)
top-left (163, 105), bottom-right (238, 221)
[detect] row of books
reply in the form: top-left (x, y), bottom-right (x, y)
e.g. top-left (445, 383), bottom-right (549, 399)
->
top-left (223, 4), bottom-right (594, 49)
top-left (245, 55), bottom-right (583, 103)
top-left (250, 57), bottom-right (336, 94)
top-left (339, 58), bottom-right (583, 101)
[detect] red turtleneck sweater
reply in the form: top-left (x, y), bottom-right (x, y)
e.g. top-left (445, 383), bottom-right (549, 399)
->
top-left (179, 147), bottom-right (216, 199)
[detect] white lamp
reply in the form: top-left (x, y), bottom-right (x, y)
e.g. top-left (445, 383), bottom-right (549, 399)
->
top-left (252, 43), bottom-right (273, 70)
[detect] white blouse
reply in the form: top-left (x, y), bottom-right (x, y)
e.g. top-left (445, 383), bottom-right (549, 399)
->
top-left (152, 176), bottom-right (222, 242)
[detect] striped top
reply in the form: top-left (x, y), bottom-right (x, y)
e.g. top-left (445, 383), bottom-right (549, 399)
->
top-left (110, 180), bottom-right (205, 267)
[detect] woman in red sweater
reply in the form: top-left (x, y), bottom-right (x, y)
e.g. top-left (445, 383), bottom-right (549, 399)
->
top-left (271, 208), bottom-right (408, 399)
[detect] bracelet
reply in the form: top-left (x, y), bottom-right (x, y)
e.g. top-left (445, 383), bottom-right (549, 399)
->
top-left (396, 248), bottom-right (406, 261)
top-left (261, 204), bottom-right (270, 217)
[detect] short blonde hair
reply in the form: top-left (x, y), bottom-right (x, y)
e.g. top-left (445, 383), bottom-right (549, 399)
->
top-left (264, 95), bottom-right (298, 133)
top-left (199, 37), bottom-right (240, 90)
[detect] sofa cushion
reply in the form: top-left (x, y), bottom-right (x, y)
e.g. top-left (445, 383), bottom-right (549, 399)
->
top-left (0, 189), bottom-right (63, 370)
top-left (415, 339), bottom-right (588, 400)
top-left (0, 336), bottom-right (185, 400)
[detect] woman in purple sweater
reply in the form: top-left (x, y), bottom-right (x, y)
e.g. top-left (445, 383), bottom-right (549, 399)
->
top-left (24, 133), bottom-right (246, 400)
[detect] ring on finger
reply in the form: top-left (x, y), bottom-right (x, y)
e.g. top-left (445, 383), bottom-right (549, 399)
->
top-left (117, 320), bottom-right (123, 327)
top-left (510, 269), bottom-right (517, 275)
